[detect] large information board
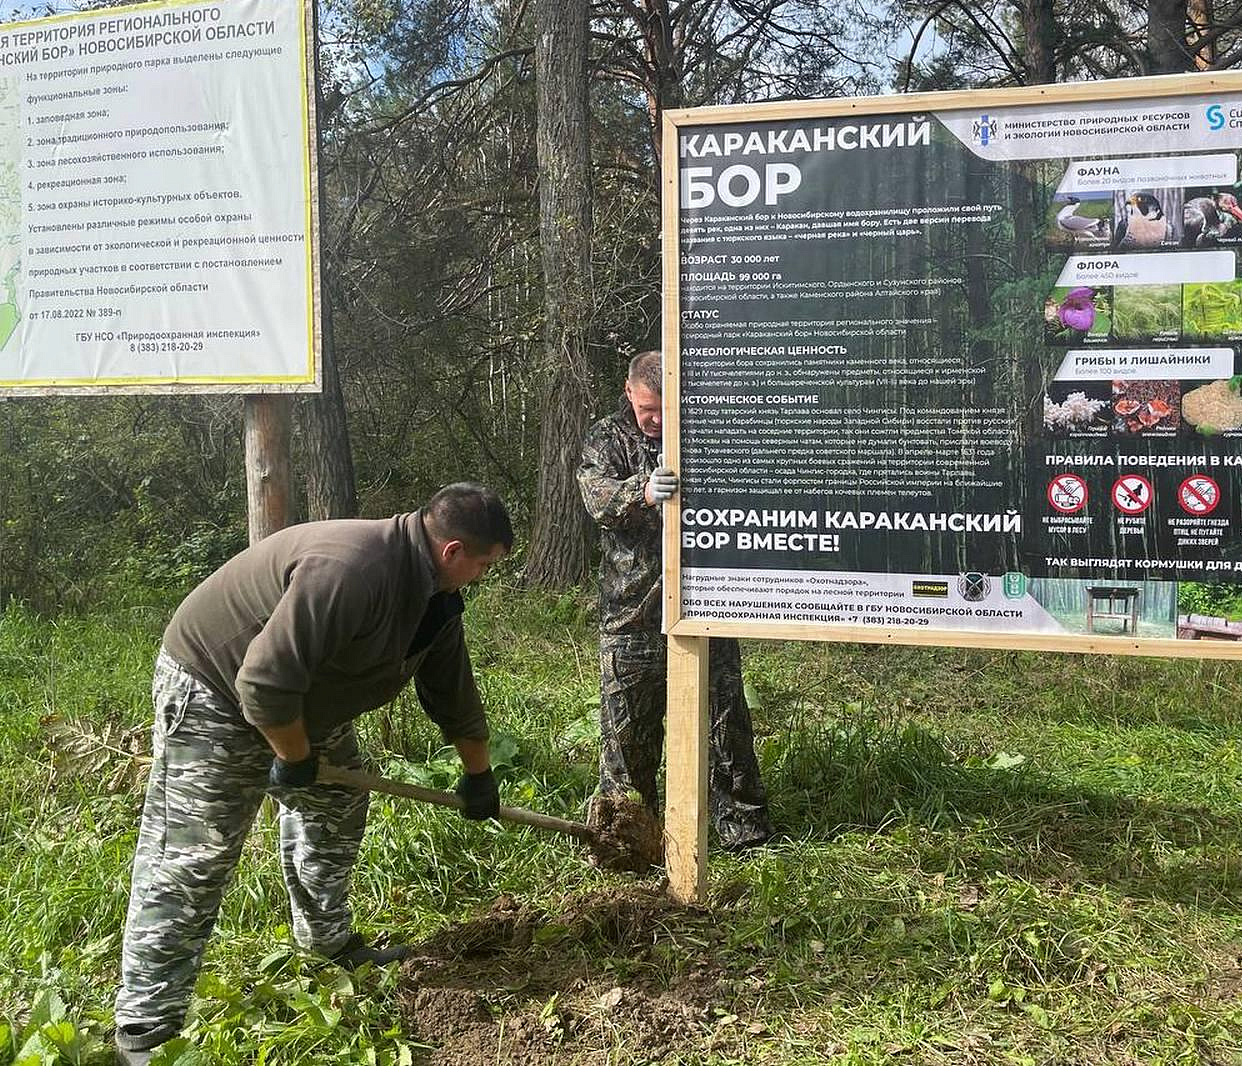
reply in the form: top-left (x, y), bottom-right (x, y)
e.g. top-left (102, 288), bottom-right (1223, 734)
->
top-left (0, 0), bottom-right (318, 394)
top-left (662, 74), bottom-right (1242, 658)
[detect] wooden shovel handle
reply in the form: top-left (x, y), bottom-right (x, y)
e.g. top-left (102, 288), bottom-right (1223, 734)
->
top-left (317, 760), bottom-right (594, 841)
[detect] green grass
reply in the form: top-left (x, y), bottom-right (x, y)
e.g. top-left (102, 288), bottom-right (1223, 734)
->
top-left (1112, 284), bottom-right (1183, 342)
top-left (2, 589), bottom-right (1241, 1064)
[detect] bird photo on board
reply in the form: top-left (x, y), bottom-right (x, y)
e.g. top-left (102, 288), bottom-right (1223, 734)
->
top-left (1046, 191), bottom-right (1112, 251)
top-left (1182, 188), bottom-right (1242, 247)
top-left (1056, 196), bottom-right (1111, 241)
top-left (1112, 189), bottom-right (1180, 249)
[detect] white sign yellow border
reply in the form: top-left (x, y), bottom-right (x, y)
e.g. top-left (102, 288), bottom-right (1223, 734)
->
top-left (0, 0), bottom-right (320, 395)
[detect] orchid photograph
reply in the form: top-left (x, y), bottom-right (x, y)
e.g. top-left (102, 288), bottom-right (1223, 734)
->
top-left (1043, 284), bottom-right (1113, 344)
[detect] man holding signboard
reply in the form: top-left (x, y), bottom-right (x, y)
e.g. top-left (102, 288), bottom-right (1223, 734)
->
top-left (112, 484), bottom-right (511, 1064)
top-left (578, 350), bottom-right (772, 850)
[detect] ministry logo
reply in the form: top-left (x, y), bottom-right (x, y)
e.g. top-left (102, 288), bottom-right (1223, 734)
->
top-left (972, 115), bottom-right (998, 146)
top-left (957, 572), bottom-right (991, 602)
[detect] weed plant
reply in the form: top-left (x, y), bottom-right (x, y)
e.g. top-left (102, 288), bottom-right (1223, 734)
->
top-left (2, 588), bottom-right (1241, 1063)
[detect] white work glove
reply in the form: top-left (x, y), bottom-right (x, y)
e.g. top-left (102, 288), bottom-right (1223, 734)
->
top-left (645, 453), bottom-right (679, 505)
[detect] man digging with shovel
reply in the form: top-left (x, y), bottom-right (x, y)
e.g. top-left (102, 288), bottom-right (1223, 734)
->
top-left (112, 483), bottom-right (512, 1065)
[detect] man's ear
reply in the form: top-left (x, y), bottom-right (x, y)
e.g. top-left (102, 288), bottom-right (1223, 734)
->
top-left (439, 538), bottom-right (466, 563)
top-left (623, 378), bottom-right (633, 402)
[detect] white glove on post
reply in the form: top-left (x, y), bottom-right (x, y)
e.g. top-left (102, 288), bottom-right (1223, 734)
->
top-left (645, 453), bottom-right (679, 505)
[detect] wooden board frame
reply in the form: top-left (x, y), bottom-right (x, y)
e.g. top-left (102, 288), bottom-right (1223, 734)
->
top-left (660, 71), bottom-right (1242, 661)
top-left (0, 0), bottom-right (322, 397)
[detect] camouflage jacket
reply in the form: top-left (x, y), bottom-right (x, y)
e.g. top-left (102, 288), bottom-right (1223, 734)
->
top-left (578, 400), bottom-right (663, 635)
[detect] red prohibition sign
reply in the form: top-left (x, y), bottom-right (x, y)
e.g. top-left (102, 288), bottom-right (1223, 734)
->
top-left (1048, 473), bottom-right (1088, 514)
top-left (1178, 474), bottom-right (1220, 515)
top-left (1111, 474), bottom-right (1153, 514)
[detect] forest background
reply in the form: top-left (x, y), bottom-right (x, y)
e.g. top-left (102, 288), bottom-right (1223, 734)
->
top-left (5, 0), bottom-right (1241, 610)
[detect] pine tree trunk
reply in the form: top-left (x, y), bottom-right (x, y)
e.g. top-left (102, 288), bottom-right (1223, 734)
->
top-left (300, 296), bottom-right (357, 519)
top-left (640, 0), bottom-right (684, 166)
top-left (524, 0), bottom-right (594, 588)
top-left (1147, 0), bottom-right (1193, 72)
top-left (300, 0), bottom-right (358, 521)
top-left (1188, 0), bottom-right (1216, 67)
top-left (1016, 0), bottom-right (1056, 83)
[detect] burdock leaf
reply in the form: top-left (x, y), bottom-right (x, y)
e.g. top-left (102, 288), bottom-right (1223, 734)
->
top-left (986, 751), bottom-right (1027, 771)
top-left (40, 714), bottom-right (148, 789)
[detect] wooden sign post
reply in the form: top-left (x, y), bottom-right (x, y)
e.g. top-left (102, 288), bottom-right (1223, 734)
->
top-left (244, 395), bottom-right (294, 544)
top-left (664, 634), bottom-right (708, 903)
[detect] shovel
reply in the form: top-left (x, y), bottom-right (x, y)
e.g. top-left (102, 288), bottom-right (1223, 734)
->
top-left (317, 759), bottom-right (662, 873)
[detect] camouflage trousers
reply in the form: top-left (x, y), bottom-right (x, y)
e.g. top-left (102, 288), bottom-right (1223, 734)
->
top-left (598, 632), bottom-right (771, 847)
top-left (114, 648), bottom-right (369, 1032)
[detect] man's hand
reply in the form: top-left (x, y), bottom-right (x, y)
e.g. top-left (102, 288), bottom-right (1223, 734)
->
top-left (269, 752), bottom-right (318, 788)
top-left (455, 768), bottom-right (500, 820)
top-left (644, 453), bottom-right (679, 505)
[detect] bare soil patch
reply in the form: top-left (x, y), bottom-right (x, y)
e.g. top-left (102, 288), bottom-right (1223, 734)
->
top-left (1206, 947), bottom-right (1242, 1001)
top-left (584, 794), bottom-right (664, 873)
top-left (397, 886), bottom-right (763, 1065)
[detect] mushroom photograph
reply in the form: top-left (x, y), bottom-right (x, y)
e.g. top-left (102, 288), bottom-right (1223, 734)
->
top-left (1111, 379), bottom-right (1181, 435)
top-left (1042, 382), bottom-right (1111, 438)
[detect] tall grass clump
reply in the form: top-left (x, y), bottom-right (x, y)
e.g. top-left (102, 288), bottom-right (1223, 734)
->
top-left (1112, 283), bottom-right (1183, 340)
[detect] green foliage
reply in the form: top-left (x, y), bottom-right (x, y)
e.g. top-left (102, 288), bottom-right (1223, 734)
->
top-left (1183, 281), bottom-right (1242, 340)
top-left (7, 979), bottom-right (111, 1065)
top-left (1178, 581), bottom-right (1242, 619)
top-left (3, 596), bottom-right (1242, 1063)
top-left (0, 397), bottom-right (246, 611)
top-left (160, 955), bottom-right (419, 1065)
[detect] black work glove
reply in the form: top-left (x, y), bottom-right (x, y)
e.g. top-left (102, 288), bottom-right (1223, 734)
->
top-left (455, 768), bottom-right (499, 820)
top-left (269, 753), bottom-right (317, 789)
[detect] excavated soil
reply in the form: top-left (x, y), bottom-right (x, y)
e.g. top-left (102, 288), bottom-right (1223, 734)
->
top-left (584, 794), bottom-right (664, 873)
top-left (396, 886), bottom-right (763, 1066)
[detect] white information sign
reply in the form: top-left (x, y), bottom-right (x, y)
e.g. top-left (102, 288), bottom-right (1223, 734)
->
top-left (0, 0), bottom-right (318, 394)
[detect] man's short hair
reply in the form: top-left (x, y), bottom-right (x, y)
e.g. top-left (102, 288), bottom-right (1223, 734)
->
top-left (424, 483), bottom-right (514, 553)
top-left (627, 350), bottom-right (662, 395)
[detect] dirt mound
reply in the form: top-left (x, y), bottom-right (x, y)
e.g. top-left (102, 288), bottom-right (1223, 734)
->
top-left (585, 794), bottom-right (664, 873)
top-left (397, 887), bottom-right (759, 1065)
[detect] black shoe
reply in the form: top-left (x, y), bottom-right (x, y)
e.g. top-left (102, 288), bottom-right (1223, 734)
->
top-left (328, 932), bottom-right (411, 969)
top-left (719, 828), bottom-right (775, 853)
top-left (114, 1023), bottom-right (176, 1065)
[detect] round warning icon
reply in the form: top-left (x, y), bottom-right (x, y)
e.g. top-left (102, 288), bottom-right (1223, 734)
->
top-left (1111, 474), bottom-right (1153, 515)
top-left (1048, 473), bottom-right (1088, 514)
top-left (1178, 474), bottom-right (1220, 515)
